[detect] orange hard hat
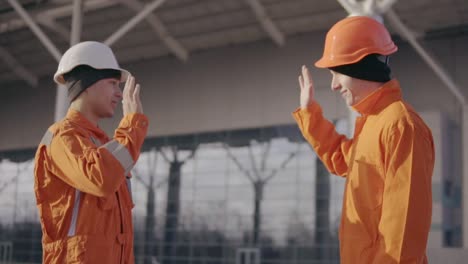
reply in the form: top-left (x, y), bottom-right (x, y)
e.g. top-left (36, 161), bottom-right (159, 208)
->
top-left (315, 16), bottom-right (397, 68)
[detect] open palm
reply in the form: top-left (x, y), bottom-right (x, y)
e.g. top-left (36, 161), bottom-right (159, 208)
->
top-left (298, 65), bottom-right (315, 109)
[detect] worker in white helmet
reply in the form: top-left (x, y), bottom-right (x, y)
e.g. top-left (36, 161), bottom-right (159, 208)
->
top-left (34, 41), bottom-right (148, 263)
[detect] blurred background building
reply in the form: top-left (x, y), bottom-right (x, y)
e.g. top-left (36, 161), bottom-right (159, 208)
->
top-left (0, 0), bottom-right (467, 263)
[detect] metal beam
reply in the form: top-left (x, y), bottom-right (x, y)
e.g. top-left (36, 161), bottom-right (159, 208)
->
top-left (463, 106), bottom-right (468, 248)
top-left (104, 0), bottom-right (166, 46)
top-left (39, 0), bottom-right (113, 18)
top-left (385, 9), bottom-right (467, 105)
top-left (36, 17), bottom-right (70, 41)
top-left (337, 0), bottom-right (384, 22)
top-left (0, 45), bottom-right (38, 87)
top-left (364, 0), bottom-right (377, 14)
top-left (118, 0), bottom-right (188, 61)
top-left (7, 0), bottom-right (62, 62)
top-left (70, 0), bottom-right (83, 45)
top-left (55, 0), bottom-right (84, 122)
top-left (245, 0), bottom-right (285, 46)
top-left (336, 0), bottom-right (360, 15)
top-left (378, 0), bottom-right (399, 13)
top-left (0, 0), bottom-right (115, 35)
top-left (338, 0), bottom-right (390, 15)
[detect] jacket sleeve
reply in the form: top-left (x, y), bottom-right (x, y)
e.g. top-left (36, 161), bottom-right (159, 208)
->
top-left (374, 119), bottom-right (434, 263)
top-left (292, 102), bottom-right (353, 177)
top-left (49, 113), bottom-right (149, 197)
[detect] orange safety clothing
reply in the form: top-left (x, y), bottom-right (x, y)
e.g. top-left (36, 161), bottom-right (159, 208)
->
top-left (293, 80), bottom-right (434, 264)
top-left (34, 109), bottom-right (148, 263)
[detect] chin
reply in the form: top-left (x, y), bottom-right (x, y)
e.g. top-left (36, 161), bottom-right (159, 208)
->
top-left (345, 99), bottom-right (353, 106)
top-left (102, 111), bottom-right (114, 118)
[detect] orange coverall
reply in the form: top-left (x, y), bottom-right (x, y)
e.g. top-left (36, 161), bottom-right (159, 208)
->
top-left (34, 109), bottom-right (148, 263)
top-left (293, 79), bottom-right (435, 263)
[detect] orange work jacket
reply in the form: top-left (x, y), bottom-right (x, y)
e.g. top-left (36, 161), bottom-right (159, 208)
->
top-left (293, 79), bottom-right (434, 264)
top-left (34, 109), bottom-right (148, 263)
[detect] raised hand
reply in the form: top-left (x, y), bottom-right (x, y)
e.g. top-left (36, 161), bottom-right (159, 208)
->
top-left (298, 65), bottom-right (315, 109)
top-left (122, 75), bottom-right (143, 115)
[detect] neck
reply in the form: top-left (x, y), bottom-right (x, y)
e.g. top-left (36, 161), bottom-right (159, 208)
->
top-left (69, 100), bottom-right (99, 126)
top-left (357, 80), bottom-right (385, 98)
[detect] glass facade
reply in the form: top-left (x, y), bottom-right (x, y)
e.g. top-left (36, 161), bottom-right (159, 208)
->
top-left (0, 123), bottom-right (348, 264)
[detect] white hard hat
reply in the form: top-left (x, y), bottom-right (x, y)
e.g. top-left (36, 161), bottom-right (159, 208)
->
top-left (54, 41), bottom-right (130, 85)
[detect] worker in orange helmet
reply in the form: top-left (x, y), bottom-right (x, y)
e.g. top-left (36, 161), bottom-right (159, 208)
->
top-left (34, 41), bottom-right (148, 263)
top-left (293, 16), bottom-right (434, 263)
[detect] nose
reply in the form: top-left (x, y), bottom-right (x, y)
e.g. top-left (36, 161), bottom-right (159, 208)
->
top-left (331, 76), bottom-right (340, 92)
top-left (114, 84), bottom-right (123, 98)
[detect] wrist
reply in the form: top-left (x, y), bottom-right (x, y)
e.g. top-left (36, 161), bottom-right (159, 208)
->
top-left (301, 100), bottom-right (316, 110)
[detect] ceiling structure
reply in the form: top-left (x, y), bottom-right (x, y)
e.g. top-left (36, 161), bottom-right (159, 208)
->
top-left (0, 0), bottom-right (467, 95)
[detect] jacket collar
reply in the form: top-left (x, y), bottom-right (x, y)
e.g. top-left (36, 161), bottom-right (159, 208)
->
top-left (65, 109), bottom-right (107, 139)
top-left (351, 79), bottom-right (402, 115)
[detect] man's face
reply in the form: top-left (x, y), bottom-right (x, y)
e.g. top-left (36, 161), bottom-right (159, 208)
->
top-left (330, 70), bottom-right (366, 106)
top-left (86, 78), bottom-right (122, 118)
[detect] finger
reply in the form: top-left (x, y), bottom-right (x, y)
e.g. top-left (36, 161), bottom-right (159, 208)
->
top-left (298, 75), bottom-right (304, 90)
top-left (128, 76), bottom-right (135, 100)
top-left (304, 67), bottom-right (313, 87)
top-left (134, 84), bottom-right (142, 113)
top-left (123, 75), bottom-right (131, 98)
top-left (301, 65), bottom-right (307, 76)
top-left (133, 84), bottom-right (140, 101)
top-left (124, 75), bottom-right (134, 100)
top-left (302, 66), bottom-right (309, 85)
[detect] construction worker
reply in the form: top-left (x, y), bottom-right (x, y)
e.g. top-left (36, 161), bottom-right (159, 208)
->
top-left (34, 41), bottom-right (148, 263)
top-left (293, 16), bottom-right (434, 263)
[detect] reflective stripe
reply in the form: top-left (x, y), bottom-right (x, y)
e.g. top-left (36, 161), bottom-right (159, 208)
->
top-left (102, 140), bottom-right (134, 175)
top-left (40, 129), bottom-right (82, 236)
top-left (90, 136), bottom-right (100, 146)
top-left (67, 189), bottom-right (81, 236)
top-left (40, 130), bottom-right (53, 147)
top-left (91, 136), bottom-right (133, 200)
